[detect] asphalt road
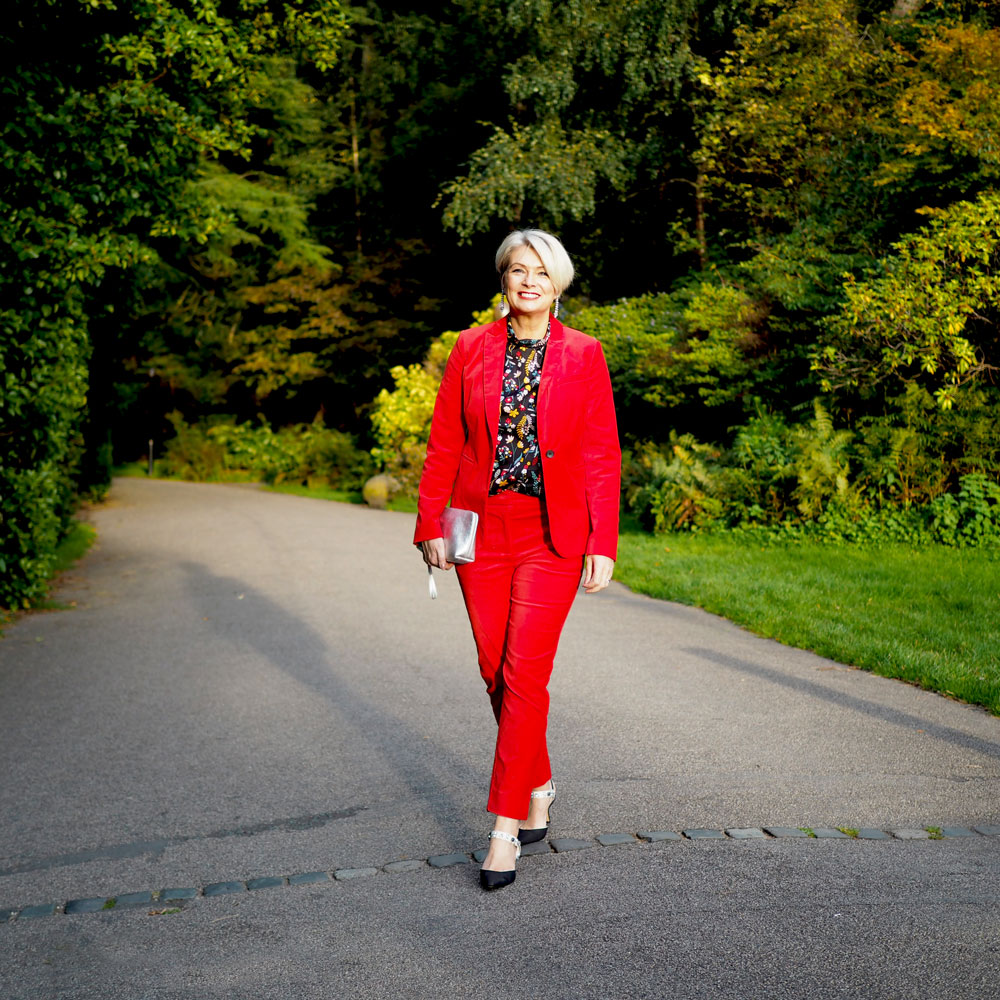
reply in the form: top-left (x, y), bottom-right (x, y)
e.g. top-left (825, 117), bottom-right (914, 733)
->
top-left (1, 477), bottom-right (998, 999)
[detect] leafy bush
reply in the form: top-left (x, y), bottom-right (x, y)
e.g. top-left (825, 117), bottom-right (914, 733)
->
top-left (622, 436), bottom-right (724, 532)
top-left (159, 413), bottom-right (373, 490)
top-left (815, 190), bottom-right (1000, 409)
top-left (160, 414), bottom-right (231, 482)
top-left (790, 400), bottom-right (860, 520)
top-left (568, 283), bottom-right (769, 432)
top-left (0, 305), bottom-right (90, 610)
top-left (369, 353), bottom-right (453, 496)
top-left (853, 385), bottom-right (1000, 508)
top-left (929, 474), bottom-right (1000, 547)
top-left (368, 303), bottom-right (496, 495)
top-left (723, 410), bottom-right (798, 524)
top-left (624, 399), bottom-right (1000, 548)
top-left (363, 288), bottom-right (1000, 550)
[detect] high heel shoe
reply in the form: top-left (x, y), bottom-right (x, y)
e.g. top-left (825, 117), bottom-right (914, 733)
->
top-left (479, 830), bottom-right (521, 891)
top-left (518, 779), bottom-right (555, 846)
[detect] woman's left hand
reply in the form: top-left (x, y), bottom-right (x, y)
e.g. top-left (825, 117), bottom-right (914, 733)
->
top-left (582, 554), bottom-right (614, 594)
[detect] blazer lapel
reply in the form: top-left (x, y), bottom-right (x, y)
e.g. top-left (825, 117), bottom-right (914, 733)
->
top-left (537, 316), bottom-right (564, 446)
top-left (483, 317), bottom-right (507, 446)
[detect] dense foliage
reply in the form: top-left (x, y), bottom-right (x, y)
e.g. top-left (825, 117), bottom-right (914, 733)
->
top-left (159, 413), bottom-right (372, 489)
top-left (4, 0), bottom-right (1000, 608)
top-left (372, 0), bottom-right (1000, 546)
top-left (1, 0), bottom-right (347, 608)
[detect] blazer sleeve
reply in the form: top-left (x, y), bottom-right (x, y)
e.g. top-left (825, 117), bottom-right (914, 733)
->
top-left (581, 340), bottom-right (622, 559)
top-left (413, 333), bottom-right (468, 544)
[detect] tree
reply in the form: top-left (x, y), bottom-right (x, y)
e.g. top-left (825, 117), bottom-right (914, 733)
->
top-left (437, 0), bottom-right (752, 295)
top-left (815, 189), bottom-right (1000, 409)
top-left (0, 0), bottom-right (348, 608)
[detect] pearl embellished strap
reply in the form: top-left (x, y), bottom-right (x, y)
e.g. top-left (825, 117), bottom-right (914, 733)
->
top-left (488, 829), bottom-right (522, 858)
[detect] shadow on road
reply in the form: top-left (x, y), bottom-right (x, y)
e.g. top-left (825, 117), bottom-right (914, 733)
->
top-left (179, 559), bottom-right (486, 855)
top-left (686, 646), bottom-right (1000, 761)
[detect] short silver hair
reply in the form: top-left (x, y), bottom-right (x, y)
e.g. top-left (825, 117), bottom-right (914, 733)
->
top-left (495, 229), bottom-right (575, 297)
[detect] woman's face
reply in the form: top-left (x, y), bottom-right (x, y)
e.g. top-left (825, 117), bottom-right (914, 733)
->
top-left (504, 247), bottom-right (556, 318)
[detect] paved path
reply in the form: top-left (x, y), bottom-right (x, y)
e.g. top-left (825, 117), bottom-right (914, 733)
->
top-left (1, 478), bottom-right (998, 999)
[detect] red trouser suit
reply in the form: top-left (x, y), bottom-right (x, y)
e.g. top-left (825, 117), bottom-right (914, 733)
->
top-left (414, 317), bottom-right (621, 820)
top-left (457, 492), bottom-right (582, 817)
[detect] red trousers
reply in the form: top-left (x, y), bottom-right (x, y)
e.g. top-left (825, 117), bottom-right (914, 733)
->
top-left (456, 492), bottom-right (583, 819)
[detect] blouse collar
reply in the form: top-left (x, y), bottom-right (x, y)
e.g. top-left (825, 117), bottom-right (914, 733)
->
top-left (506, 315), bottom-right (551, 346)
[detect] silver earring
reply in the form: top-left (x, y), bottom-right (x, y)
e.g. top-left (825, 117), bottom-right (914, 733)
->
top-left (497, 291), bottom-right (509, 318)
top-left (553, 297), bottom-right (560, 319)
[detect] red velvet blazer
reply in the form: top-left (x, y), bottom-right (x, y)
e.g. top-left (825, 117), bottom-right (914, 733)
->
top-left (413, 316), bottom-right (621, 560)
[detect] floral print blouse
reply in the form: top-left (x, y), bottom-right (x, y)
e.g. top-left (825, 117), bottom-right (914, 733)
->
top-left (488, 318), bottom-right (549, 498)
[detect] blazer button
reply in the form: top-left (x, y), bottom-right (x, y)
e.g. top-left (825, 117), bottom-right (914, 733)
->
top-left (545, 449), bottom-right (554, 458)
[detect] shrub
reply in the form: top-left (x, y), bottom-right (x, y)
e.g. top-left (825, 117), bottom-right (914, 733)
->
top-left (623, 400), bottom-right (1000, 548)
top-left (159, 414), bottom-right (373, 490)
top-left (369, 358), bottom-right (448, 496)
top-left (723, 410), bottom-right (798, 524)
top-left (816, 190), bottom-right (1000, 410)
top-left (368, 301), bottom-right (496, 495)
top-left (568, 283), bottom-right (768, 431)
top-left (790, 400), bottom-right (860, 520)
top-left (854, 384), bottom-right (1000, 507)
top-left (0, 306), bottom-right (90, 610)
top-left (929, 474), bottom-right (1000, 547)
top-left (623, 436), bottom-right (724, 532)
top-left (160, 414), bottom-right (232, 482)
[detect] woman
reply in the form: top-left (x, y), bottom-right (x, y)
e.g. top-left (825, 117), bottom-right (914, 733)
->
top-left (414, 229), bottom-right (621, 891)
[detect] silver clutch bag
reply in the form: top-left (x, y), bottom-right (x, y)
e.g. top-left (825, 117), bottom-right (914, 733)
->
top-left (427, 507), bottom-right (478, 599)
top-left (440, 506), bottom-right (478, 564)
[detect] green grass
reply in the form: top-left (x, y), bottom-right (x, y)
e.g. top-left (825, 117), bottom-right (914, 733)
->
top-left (614, 531), bottom-right (1000, 715)
top-left (2, 520), bottom-right (97, 627)
top-left (113, 460), bottom-right (156, 478)
top-left (30, 521), bottom-right (97, 611)
top-left (51, 520), bottom-right (97, 574)
top-left (112, 461), bottom-right (257, 482)
top-left (387, 495), bottom-right (418, 513)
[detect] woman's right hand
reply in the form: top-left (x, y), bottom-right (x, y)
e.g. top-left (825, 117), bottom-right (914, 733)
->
top-left (420, 537), bottom-right (454, 571)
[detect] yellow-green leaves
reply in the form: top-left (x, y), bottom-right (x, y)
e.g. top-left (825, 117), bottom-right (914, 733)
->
top-left (873, 21), bottom-right (1000, 187)
top-left (816, 190), bottom-right (1000, 409)
top-left (368, 329), bottom-right (462, 494)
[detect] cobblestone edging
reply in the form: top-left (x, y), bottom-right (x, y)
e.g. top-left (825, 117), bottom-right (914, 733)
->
top-left (3, 824), bottom-right (998, 924)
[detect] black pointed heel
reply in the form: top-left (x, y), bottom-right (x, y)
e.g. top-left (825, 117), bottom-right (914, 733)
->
top-left (518, 779), bottom-right (555, 845)
top-left (479, 830), bottom-right (521, 891)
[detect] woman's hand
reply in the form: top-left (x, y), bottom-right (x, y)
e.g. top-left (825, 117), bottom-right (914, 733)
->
top-left (420, 537), bottom-right (454, 571)
top-left (582, 554), bottom-right (614, 594)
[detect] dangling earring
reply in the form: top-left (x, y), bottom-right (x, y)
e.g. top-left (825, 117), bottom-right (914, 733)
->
top-left (552, 297), bottom-right (560, 320)
top-left (497, 289), bottom-right (509, 319)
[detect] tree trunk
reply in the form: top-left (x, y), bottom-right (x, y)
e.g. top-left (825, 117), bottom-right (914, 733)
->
top-left (694, 169), bottom-right (708, 271)
top-left (349, 82), bottom-right (363, 261)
